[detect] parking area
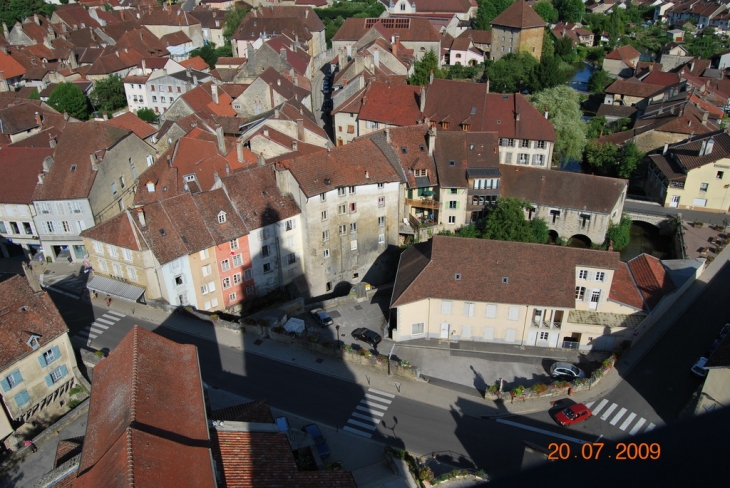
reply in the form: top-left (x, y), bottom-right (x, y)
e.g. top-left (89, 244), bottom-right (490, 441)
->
top-left (309, 293), bottom-right (608, 396)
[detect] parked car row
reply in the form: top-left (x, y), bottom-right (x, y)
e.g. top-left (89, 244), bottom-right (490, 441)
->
top-left (690, 323), bottom-right (730, 377)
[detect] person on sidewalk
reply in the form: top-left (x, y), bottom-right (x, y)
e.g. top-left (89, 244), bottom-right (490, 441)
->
top-left (24, 440), bottom-right (37, 453)
top-left (105, 296), bottom-right (112, 306)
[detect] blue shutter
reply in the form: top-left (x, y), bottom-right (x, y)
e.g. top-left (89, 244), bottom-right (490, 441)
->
top-left (11, 370), bottom-right (22, 385)
top-left (0, 378), bottom-right (10, 392)
top-left (38, 353), bottom-right (48, 368)
top-left (45, 375), bottom-right (53, 387)
top-left (52, 346), bottom-right (61, 363)
top-left (14, 390), bottom-right (30, 407)
top-left (59, 365), bottom-right (68, 378)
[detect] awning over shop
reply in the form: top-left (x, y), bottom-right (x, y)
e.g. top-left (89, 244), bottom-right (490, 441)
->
top-left (87, 275), bottom-right (146, 302)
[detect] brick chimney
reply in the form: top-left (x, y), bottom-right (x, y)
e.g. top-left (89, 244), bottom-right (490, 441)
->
top-left (215, 125), bottom-right (225, 153)
top-left (297, 118), bottom-right (304, 141)
top-left (236, 140), bottom-right (244, 163)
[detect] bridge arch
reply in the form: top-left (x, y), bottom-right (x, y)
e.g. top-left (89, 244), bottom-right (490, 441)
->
top-left (567, 234), bottom-right (592, 248)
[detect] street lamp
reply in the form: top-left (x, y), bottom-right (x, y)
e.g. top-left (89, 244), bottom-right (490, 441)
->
top-left (335, 325), bottom-right (340, 348)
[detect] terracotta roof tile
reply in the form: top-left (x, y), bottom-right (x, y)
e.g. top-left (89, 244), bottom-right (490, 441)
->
top-left (605, 79), bottom-right (666, 99)
top-left (492, 0), bottom-right (546, 29)
top-left (608, 262), bottom-right (645, 310)
top-left (0, 51), bottom-right (27, 79)
top-left (234, 6), bottom-right (324, 42)
top-left (179, 55), bottom-right (210, 71)
top-left (433, 130), bottom-right (499, 188)
top-left (666, 130), bottom-right (730, 170)
top-left (54, 436), bottom-right (84, 468)
top-left (605, 45), bottom-right (641, 65)
top-left (180, 81), bottom-right (237, 117)
top-left (211, 399), bottom-right (275, 423)
top-left (0, 147), bottom-right (55, 204)
top-left (104, 111), bottom-right (157, 139)
top-left (76, 331), bottom-right (214, 487)
top-left (391, 235), bottom-right (620, 308)
top-left (358, 82), bottom-right (422, 126)
top-left (80, 211), bottom-right (145, 251)
top-left (0, 276), bottom-right (68, 370)
top-left (332, 17), bottom-right (441, 42)
top-left (627, 254), bottom-right (676, 310)
top-left (276, 138), bottom-right (399, 198)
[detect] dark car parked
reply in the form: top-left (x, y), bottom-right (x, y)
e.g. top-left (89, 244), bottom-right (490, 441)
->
top-left (352, 327), bottom-right (382, 347)
top-left (301, 423), bottom-right (330, 459)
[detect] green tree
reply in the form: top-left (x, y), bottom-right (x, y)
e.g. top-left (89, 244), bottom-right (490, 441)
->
top-left (605, 214), bottom-right (632, 250)
top-left (542, 28), bottom-right (555, 59)
top-left (529, 85), bottom-right (586, 163)
top-left (482, 197), bottom-right (549, 244)
top-left (28, 88), bottom-right (40, 100)
top-left (554, 36), bottom-right (574, 59)
top-left (136, 108), bottom-right (158, 123)
top-left (90, 74), bottom-right (126, 113)
top-left (583, 140), bottom-right (644, 178)
top-left (553, 0), bottom-right (585, 23)
top-left (485, 52), bottom-right (538, 93)
top-left (606, 8), bottom-right (623, 48)
top-left (532, 55), bottom-right (569, 91)
top-left (48, 83), bottom-right (90, 120)
top-left (474, 0), bottom-right (514, 31)
top-left (223, 5), bottom-right (249, 42)
top-left (190, 43), bottom-right (219, 69)
top-left (533, 1), bottom-right (559, 23)
top-left (587, 69), bottom-right (613, 94)
top-left (0, 0), bottom-right (55, 27)
top-left (408, 49), bottom-right (444, 86)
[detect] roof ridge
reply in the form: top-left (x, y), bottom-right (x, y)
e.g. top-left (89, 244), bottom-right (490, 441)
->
top-left (131, 325), bottom-right (139, 423)
top-left (125, 428), bottom-right (134, 485)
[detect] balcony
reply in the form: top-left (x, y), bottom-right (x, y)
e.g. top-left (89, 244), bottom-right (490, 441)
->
top-left (532, 320), bottom-right (562, 329)
top-left (406, 197), bottom-right (439, 210)
top-left (670, 181), bottom-right (685, 189)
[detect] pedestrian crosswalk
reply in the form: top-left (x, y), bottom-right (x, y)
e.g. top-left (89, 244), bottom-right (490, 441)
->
top-left (72, 310), bottom-right (125, 345)
top-left (342, 388), bottom-right (395, 439)
top-left (586, 399), bottom-right (657, 436)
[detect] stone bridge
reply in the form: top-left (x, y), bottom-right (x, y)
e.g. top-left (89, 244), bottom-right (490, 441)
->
top-left (624, 210), bottom-right (675, 233)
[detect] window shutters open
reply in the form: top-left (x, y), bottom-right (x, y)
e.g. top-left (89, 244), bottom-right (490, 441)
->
top-left (45, 374), bottom-right (53, 387)
top-left (0, 378), bottom-right (10, 392)
top-left (53, 345), bottom-right (61, 361)
top-left (60, 364), bottom-right (68, 378)
top-left (15, 390), bottom-right (30, 407)
top-left (38, 354), bottom-right (47, 367)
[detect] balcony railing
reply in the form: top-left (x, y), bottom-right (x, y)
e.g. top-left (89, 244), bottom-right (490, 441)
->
top-left (562, 341), bottom-right (579, 350)
top-left (532, 320), bottom-right (562, 329)
top-left (405, 197), bottom-right (439, 210)
top-left (670, 181), bottom-right (685, 189)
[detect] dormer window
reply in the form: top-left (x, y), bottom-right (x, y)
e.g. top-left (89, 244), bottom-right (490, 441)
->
top-left (461, 123), bottom-right (470, 131)
top-left (146, 182), bottom-right (155, 192)
top-left (70, 165), bottom-right (76, 172)
top-left (27, 335), bottom-right (41, 351)
top-left (441, 121), bottom-right (450, 129)
top-left (217, 211), bottom-right (227, 224)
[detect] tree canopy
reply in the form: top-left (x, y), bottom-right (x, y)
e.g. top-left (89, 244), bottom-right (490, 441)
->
top-left (48, 83), bottom-right (90, 120)
top-left (485, 52), bottom-right (538, 93)
top-left (474, 0), bottom-right (514, 31)
top-left (553, 0), bottom-right (585, 23)
top-left (587, 69), bottom-right (613, 94)
top-left (533, 1), bottom-right (558, 23)
top-left (583, 140), bottom-right (644, 179)
top-left (482, 197), bottom-right (550, 244)
top-left (90, 74), bottom-right (126, 113)
top-left (408, 49), bottom-right (444, 86)
top-left (605, 214), bottom-right (632, 250)
top-left (529, 85), bottom-right (586, 163)
top-left (222, 5), bottom-right (249, 42)
top-left (136, 108), bottom-right (158, 123)
top-left (0, 0), bottom-right (55, 28)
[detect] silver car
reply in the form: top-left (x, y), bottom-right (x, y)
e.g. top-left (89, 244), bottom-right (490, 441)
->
top-left (550, 362), bottom-right (586, 379)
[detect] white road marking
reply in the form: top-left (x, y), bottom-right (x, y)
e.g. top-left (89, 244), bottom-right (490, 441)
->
top-left (610, 408), bottom-right (627, 425)
top-left (367, 389), bottom-right (395, 398)
top-left (365, 393), bottom-right (392, 405)
top-left (600, 403), bottom-right (618, 421)
top-left (361, 399), bottom-right (390, 410)
top-left (95, 318), bottom-right (115, 325)
top-left (347, 419), bottom-right (377, 431)
top-left (629, 418), bottom-right (646, 435)
top-left (351, 412), bottom-right (378, 423)
top-left (91, 323), bottom-right (109, 329)
top-left (645, 423), bottom-right (656, 432)
top-left (619, 413), bottom-right (637, 431)
top-left (585, 401), bottom-right (594, 409)
top-left (106, 311), bottom-right (125, 318)
top-left (591, 399), bottom-right (609, 415)
top-left (496, 419), bottom-right (588, 444)
top-left (343, 426), bottom-right (371, 438)
top-left (356, 405), bottom-right (384, 417)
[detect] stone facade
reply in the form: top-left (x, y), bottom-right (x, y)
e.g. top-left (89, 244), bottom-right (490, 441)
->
top-left (491, 26), bottom-right (543, 62)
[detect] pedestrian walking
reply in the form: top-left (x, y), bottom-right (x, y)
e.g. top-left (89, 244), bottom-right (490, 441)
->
top-left (105, 296), bottom-right (112, 306)
top-left (24, 440), bottom-right (37, 453)
top-left (92, 291), bottom-right (98, 300)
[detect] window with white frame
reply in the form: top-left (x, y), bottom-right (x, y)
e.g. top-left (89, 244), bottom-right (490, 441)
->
top-left (579, 270), bottom-right (588, 280)
top-left (112, 263), bottom-right (122, 276)
top-left (202, 264), bottom-right (211, 276)
top-left (378, 216), bottom-right (385, 227)
top-left (377, 183), bottom-right (385, 189)
top-left (42, 347), bottom-right (58, 365)
top-left (378, 234), bottom-right (385, 243)
top-left (107, 245), bottom-right (118, 258)
top-left (127, 266), bottom-right (137, 281)
top-left (485, 304), bottom-right (497, 318)
top-left (122, 248), bottom-right (133, 261)
top-left (321, 210), bottom-right (328, 221)
top-left (217, 211), bottom-right (227, 224)
top-left (233, 273), bottom-right (242, 284)
top-left (285, 219), bottom-right (295, 231)
top-left (539, 331), bottom-right (549, 341)
top-left (449, 201), bottom-right (457, 209)
top-left (350, 202), bottom-right (357, 213)
top-left (98, 259), bottom-right (108, 273)
top-left (508, 306), bottom-right (519, 321)
top-left (222, 277), bottom-right (231, 288)
top-left (349, 186), bottom-right (356, 194)
top-left (261, 245), bottom-right (270, 257)
top-left (230, 239), bottom-right (239, 251)
top-left (260, 228), bottom-right (270, 240)
top-left (287, 253), bottom-right (296, 264)
top-left (339, 224), bottom-right (347, 235)
top-left (536, 141), bottom-right (546, 149)
top-left (441, 300), bottom-right (452, 315)
top-left (323, 230), bottom-right (330, 242)
top-left (350, 222), bottom-right (358, 233)
top-left (232, 254), bottom-right (243, 267)
top-left (93, 241), bottom-right (103, 254)
top-left (520, 139), bottom-right (530, 148)
top-left (378, 196), bottom-right (385, 207)
top-left (244, 268), bottom-right (253, 280)
top-left (221, 259), bottom-right (230, 271)
top-left (412, 323), bottom-right (425, 335)
top-left (463, 302), bottom-right (475, 317)
top-left (448, 216), bottom-right (456, 224)
top-left (323, 248), bottom-right (330, 258)
top-left (338, 204), bottom-right (346, 215)
top-left (594, 272), bottom-right (605, 282)
top-left (263, 262), bottom-right (272, 273)
top-left (229, 292), bottom-right (237, 301)
top-left (320, 192), bottom-right (327, 202)
top-left (338, 187), bottom-right (346, 196)
top-left (201, 283), bottom-right (209, 295)
top-left (575, 286), bottom-right (586, 301)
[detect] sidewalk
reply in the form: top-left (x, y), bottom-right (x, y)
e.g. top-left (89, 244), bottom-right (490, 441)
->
top-left (29, 243), bottom-right (730, 419)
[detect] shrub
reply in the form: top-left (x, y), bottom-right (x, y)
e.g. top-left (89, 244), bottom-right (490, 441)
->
top-left (418, 466), bottom-right (434, 482)
top-left (511, 385), bottom-right (525, 397)
top-left (376, 354), bottom-right (388, 363)
top-left (357, 349), bottom-right (372, 358)
top-left (94, 350), bottom-right (105, 358)
top-left (531, 383), bottom-right (549, 395)
top-left (399, 360), bottom-right (411, 368)
top-left (69, 386), bottom-right (87, 396)
top-left (341, 344), bottom-right (353, 353)
top-left (573, 378), bottom-right (590, 387)
top-left (67, 399), bottom-right (82, 409)
top-left (592, 369), bottom-right (604, 379)
top-left (210, 314), bottom-right (219, 321)
top-left (488, 384), bottom-right (499, 394)
top-left (307, 334), bottom-right (319, 343)
top-left (602, 358), bottom-right (614, 368)
top-left (551, 380), bottom-right (569, 389)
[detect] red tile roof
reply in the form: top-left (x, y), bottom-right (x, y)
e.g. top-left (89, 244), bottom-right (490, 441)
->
top-left (80, 211), bottom-right (145, 251)
top-left (608, 262), bottom-right (645, 310)
top-left (0, 275), bottom-right (69, 371)
top-left (179, 81), bottom-right (237, 117)
top-left (75, 326), bottom-right (215, 488)
top-left (179, 55), bottom-right (210, 71)
top-left (627, 254), bottom-right (676, 310)
top-left (275, 138), bottom-right (399, 198)
top-left (433, 130), bottom-right (499, 188)
top-left (492, 0), bottom-right (546, 29)
top-left (358, 82), bottom-right (422, 126)
top-left (332, 17), bottom-right (441, 42)
top-left (0, 50), bottom-right (27, 79)
top-left (641, 71), bottom-right (678, 87)
top-left (604, 79), bottom-right (665, 99)
top-left (391, 235), bottom-right (620, 308)
top-left (104, 111), bottom-right (157, 139)
top-left (0, 146), bottom-right (54, 204)
top-left (605, 45), bottom-right (641, 65)
top-left (234, 6), bottom-right (324, 42)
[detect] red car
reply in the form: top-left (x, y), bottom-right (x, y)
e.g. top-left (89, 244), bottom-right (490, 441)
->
top-left (555, 403), bottom-right (592, 426)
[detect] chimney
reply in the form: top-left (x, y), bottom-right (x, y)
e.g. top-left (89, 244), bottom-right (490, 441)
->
top-left (365, 170), bottom-right (369, 179)
top-left (706, 138), bottom-right (715, 155)
top-left (167, 155), bottom-right (173, 167)
top-left (702, 109), bottom-right (709, 125)
top-left (258, 152), bottom-right (266, 167)
top-left (393, 37), bottom-right (398, 56)
top-left (429, 70), bottom-right (434, 85)
top-left (34, 14), bottom-right (39, 25)
top-left (247, 42), bottom-right (255, 60)
top-left (34, 112), bottom-right (43, 129)
top-left (515, 112), bottom-right (520, 122)
top-left (274, 108), bottom-right (280, 118)
top-left (385, 127), bottom-right (391, 144)
top-left (49, 134), bottom-right (56, 148)
top-left (428, 125), bottom-right (437, 155)
top-left (297, 118), bottom-right (304, 140)
top-left (670, 104), bottom-right (675, 115)
top-left (193, 74), bottom-right (198, 86)
top-left (277, 78), bottom-right (281, 86)
top-left (216, 125), bottom-right (225, 153)
top-left (211, 84), bottom-right (218, 104)
top-left (486, 78), bottom-right (490, 94)
top-left (663, 143), bottom-right (669, 155)
top-left (263, 127), bottom-right (269, 137)
top-left (137, 208), bottom-right (146, 227)
top-left (420, 86), bottom-right (426, 112)
top-left (690, 60), bottom-right (695, 72)
top-left (142, 58), bottom-right (146, 72)
top-left (236, 141), bottom-right (244, 163)
top-left (2, 23), bottom-right (8, 38)
top-left (37, 172), bottom-right (45, 184)
top-left (373, 47), bottom-right (379, 69)
top-left (292, 140), bottom-right (298, 151)
top-left (700, 140), bottom-right (707, 155)
top-left (89, 153), bottom-right (98, 170)
top-left (42, 156), bottom-right (53, 172)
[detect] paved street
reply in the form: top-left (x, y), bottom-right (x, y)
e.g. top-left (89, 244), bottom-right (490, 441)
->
top-left (625, 198), bottom-right (730, 225)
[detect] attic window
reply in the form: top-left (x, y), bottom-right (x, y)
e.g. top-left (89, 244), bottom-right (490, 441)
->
top-left (401, 147), bottom-right (407, 154)
top-left (469, 144), bottom-right (475, 151)
top-left (20, 306), bottom-right (28, 313)
top-left (502, 277), bottom-right (509, 284)
top-left (502, 95), bottom-right (509, 100)
top-left (27, 335), bottom-right (41, 350)
top-left (470, 107), bottom-right (476, 115)
top-left (70, 165), bottom-right (77, 172)
top-left (217, 211), bottom-right (227, 224)
top-left (497, 120), bottom-right (501, 125)
top-left (455, 273), bottom-right (461, 280)
top-left (449, 160), bottom-right (455, 166)
top-left (419, 145), bottom-right (425, 151)
top-left (159, 229), bottom-right (166, 236)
